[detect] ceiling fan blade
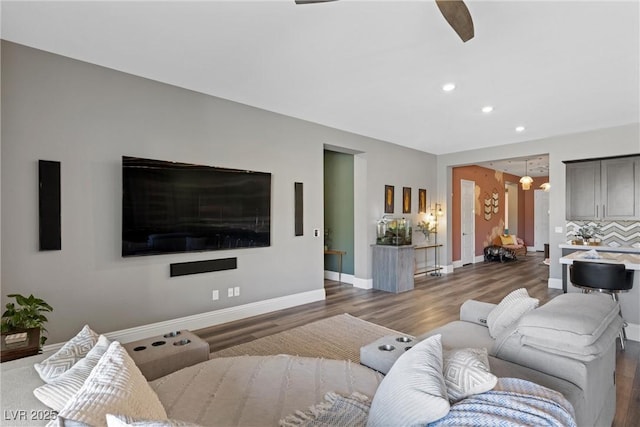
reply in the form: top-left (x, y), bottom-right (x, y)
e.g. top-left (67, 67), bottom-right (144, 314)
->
top-left (435, 0), bottom-right (474, 42)
top-left (295, 0), bottom-right (339, 4)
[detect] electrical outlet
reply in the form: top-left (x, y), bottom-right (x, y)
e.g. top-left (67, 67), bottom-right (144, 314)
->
top-left (228, 287), bottom-right (234, 297)
top-left (314, 229), bottom-right (320, 237)
top-left (234, 286), bottom-right (240, 297)
top-left (212, 290), bottom-right (219, 301)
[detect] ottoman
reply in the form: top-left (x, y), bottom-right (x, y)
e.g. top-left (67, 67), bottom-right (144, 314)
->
top-left (124, 330), bottom-right (209, 380)
top-left (360, 334), bottom-right (415, 374)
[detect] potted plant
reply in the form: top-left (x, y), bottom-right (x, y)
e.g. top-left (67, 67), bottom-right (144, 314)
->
top-left (1, 293), bottom-right (53, 348)
top-left (571, 223), bottom-right (603, 245)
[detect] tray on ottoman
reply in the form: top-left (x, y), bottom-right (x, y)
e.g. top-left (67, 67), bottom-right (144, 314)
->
top-left (360, 334), bottom-right (416, 374)
top-left (124, 330), bottom-right (209, 381)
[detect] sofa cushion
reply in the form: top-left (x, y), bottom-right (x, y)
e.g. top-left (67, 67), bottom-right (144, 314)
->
top-left (517, 293), bottom-right (620, 347)
top-left (443, 348), bottom-right (497, 403)
top-left (367, 334), bottom-right (449, 426)
top-left (417, 321), bottom-right (494, 351)
top-left (50, 341), bottom-right (167, 427)
top-left (34, 335), bottom-right (111, 411)
top-left (487, 288), bottom-right (539, 338)
top-left (34, 325), bottom-right (99, 383)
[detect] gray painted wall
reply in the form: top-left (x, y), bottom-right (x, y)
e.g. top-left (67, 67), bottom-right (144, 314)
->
top-left (1, 42), bottom-right (436, 343)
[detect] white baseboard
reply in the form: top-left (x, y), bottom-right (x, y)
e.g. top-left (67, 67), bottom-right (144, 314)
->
top-left (452, 260), bottom-right (463, 269)
top-left (43, 288), bottom-right (326, 352)
top-left (474, 255), bottom-right (485, 264)
top-left (353, 277), bottom-right (373, 289)
top-left (625, 323), bottom-right (640, 342)
top-left (548, 278), bottom-right (563, 289)
top-left (324, 270), bottom-right (354, 284)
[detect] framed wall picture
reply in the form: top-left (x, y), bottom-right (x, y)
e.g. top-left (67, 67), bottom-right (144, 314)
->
top-left (384, 185), bottom-right (394, 213)
top-left (403, 187), bottom-right (411, 214)
top-left (418, 189), bottom-right (427, 214)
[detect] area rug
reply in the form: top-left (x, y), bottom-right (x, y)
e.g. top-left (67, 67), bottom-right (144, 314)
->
top-left (209, 314), bottom-right (405, 363)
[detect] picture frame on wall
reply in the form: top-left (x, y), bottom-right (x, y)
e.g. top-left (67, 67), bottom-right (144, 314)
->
top-left (403, 187), bottom-right (411, 214)
top-left (384, 185), bottom-right (394, 213)
top-left (418, 188), bottom-right (427, 214)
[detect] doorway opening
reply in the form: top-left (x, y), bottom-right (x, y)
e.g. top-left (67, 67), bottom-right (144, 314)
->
top-left (323, 150), bottom-right (355, 284)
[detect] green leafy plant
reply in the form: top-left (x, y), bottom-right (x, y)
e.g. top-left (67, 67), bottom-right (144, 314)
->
top-left (1, 294), bottom-right (53, 347)
top-left (571, 223), bottom-right (602, 240)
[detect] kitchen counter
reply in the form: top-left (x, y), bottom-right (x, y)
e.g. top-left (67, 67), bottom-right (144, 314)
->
top-left (558, 243), bottom-right (640, 254)
top-left (559, 250), bottom-right (640, 270)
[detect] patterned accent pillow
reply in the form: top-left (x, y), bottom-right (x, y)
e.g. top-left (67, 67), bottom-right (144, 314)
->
top-left (106, 414), bottom-right (203, 427)
top-left (443, 348), bottom-right (497, 403)
top-left (486, 288), bottom-right (539, 338)
top-left (367, 334), bottom-right (449, 426)
top-left (50, 341), bottom-right (167, 427)
top-left (34, 335), bottom-right (112, 411)
top-left (35, 325), bottom-right (99, 383)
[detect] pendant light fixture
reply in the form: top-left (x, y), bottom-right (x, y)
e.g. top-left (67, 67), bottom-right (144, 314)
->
top-left (540, 182), bottom-right (551, 192)
top-left (519, 159), bottom-right (533, 190)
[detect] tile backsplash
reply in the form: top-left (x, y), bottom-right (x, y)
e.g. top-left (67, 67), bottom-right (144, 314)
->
top-left (566, 220), bottom-right (640, 247)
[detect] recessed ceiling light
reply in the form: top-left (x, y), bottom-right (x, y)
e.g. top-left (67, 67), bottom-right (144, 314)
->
top-left (515, 126), bottom-right (525, 132)
top-left (442, 83), bottom-right (456, 92)
top-left (482, 106), bottom-right (494, 113)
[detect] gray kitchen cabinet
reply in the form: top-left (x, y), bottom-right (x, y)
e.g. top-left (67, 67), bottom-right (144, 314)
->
top-left (566, 156), bottom-right (640, 220)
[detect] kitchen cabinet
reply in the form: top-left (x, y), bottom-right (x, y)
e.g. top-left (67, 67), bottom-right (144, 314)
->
top-left (566, 156), bottom-right (640, 221)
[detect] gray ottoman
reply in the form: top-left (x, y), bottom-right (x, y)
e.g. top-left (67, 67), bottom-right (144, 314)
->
top-left (124, 330), bottom-right (209, 380)
top-left (360, 334), bottom-right (415, 374)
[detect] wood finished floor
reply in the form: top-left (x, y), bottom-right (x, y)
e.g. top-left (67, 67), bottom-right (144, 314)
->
top-left (195, 252), bottom-right (639, 427)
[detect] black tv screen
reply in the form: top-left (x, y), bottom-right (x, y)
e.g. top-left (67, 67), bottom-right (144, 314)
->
top-left (122, 156), bottom-right (271, 257)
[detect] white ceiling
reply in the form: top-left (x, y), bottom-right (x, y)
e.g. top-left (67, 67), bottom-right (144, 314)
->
top-left (1, 0), bottom-right (638, 155)
top-left (477, 154), bottom-right (549, 177)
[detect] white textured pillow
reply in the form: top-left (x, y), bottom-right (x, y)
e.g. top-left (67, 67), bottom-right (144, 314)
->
top-left (367, 334), bottom-right (449, 427)
top-left (443, 348), bottom-right (497, 403)
top-left (34, 335), bottom-right (112, 411)
top-left (35, 325), bottom-right (99, 383)
top-left (52, 341), bottom-right (167, 427)
top-left (487, 288), bottom-right (539, 338)
top-left (106, 415), bottom-right (203, 427)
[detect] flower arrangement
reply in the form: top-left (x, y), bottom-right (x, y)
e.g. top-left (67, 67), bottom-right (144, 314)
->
top-left (571, 223), bottom-right (602, 241)
top-left (416, 220), bottom-right (435, 239)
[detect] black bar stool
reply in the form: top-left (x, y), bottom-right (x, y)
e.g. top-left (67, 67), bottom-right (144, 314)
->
top-left (570, 260), bottom-right (634, 350)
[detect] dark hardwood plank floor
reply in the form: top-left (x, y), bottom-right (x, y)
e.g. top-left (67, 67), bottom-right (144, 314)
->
top-left (194, 251), bottom-right (639, 427)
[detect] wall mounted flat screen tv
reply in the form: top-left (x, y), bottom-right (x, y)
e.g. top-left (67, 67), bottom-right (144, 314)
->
top-left (122, 156), bottom-right (271, 257)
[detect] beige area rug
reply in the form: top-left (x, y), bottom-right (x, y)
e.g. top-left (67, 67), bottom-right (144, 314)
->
top-left (209, 314), bottom-right (405, 363)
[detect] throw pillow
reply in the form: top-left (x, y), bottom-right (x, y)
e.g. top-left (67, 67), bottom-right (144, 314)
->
top-left (34, 335), bottom-right (112, 411)
top-left (106, 415), bottom-right (203, 427)
top-left (35, 325), bottom-right (99, 383)
top-left (486, 288), bottom-right (539, 339)
top-left (51, 341), bottom-right (167, 427)
top-left (499, 235), bottom-right (516, 245)
top-left (367, 334), bottom-right (449, 427)
top-left (443, 348), bottom-right (497, 403)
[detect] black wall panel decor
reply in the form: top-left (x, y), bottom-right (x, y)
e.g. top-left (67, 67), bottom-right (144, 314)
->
top-left (39, 160), bottom-right (61, 251)
top-left (294, 182), bottom-right (303, 236)
top-left (170, 258), bottom-right (237, 277)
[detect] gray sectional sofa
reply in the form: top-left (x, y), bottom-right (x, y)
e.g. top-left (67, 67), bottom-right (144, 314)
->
top-left (1, 292), bottom-right (622, 426)
top-left (418, 292), bottom-right (621, 427)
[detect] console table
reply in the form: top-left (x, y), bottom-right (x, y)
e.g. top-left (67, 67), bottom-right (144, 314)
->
top-left (324, 249), bottom-right (346, 283)
top-left (414, 244), bottom-right (443, 276)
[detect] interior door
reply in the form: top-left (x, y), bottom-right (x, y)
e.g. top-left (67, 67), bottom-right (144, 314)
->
top-left (461, 180), bottom-right (475, 265)
top-left (534, 189), bottom-right (550, 251)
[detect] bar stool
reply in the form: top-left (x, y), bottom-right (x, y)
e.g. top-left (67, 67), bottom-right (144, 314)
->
top-left (570, 260), bottom-right (634, 350)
